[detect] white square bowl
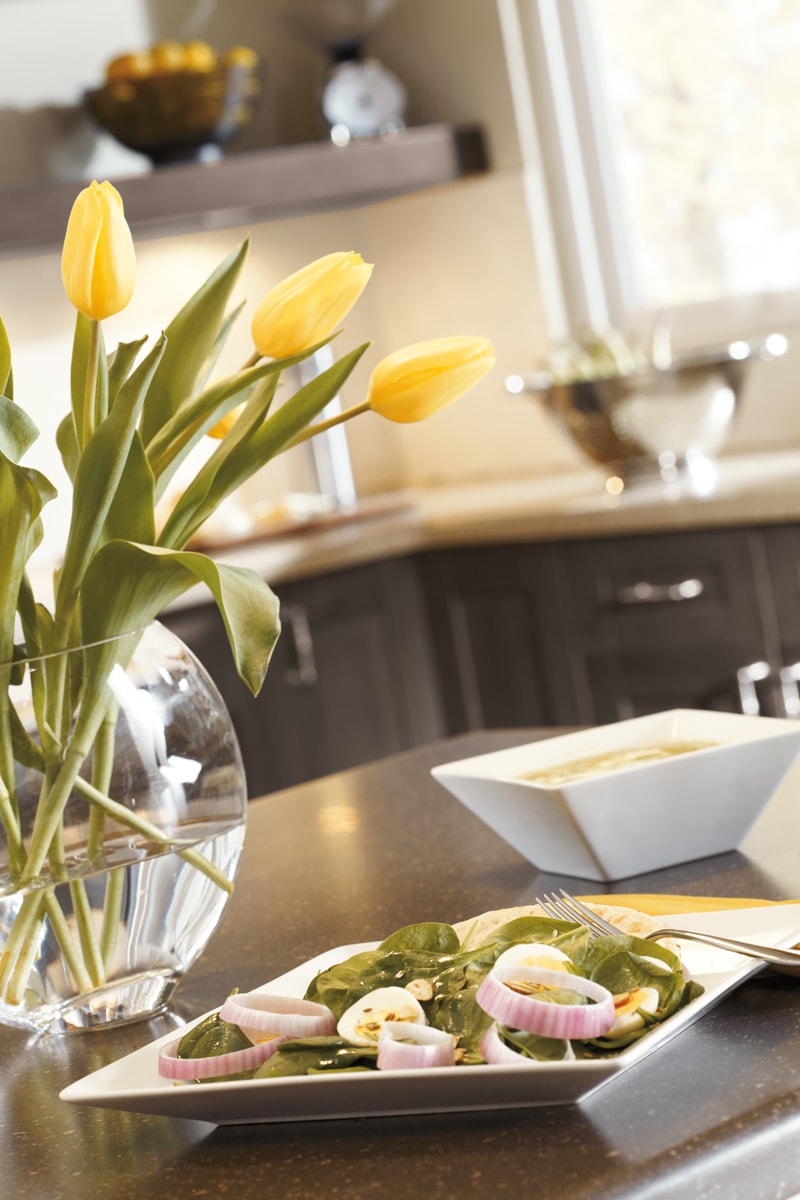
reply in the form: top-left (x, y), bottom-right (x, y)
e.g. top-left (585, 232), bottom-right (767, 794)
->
top-left (431, 710), bottom-right (800, 882)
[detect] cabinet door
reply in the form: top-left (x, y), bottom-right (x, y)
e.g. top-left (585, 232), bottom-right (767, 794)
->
top-left (761, 524), bottom-right (800, 717)
top-left (418, 544), bottom-right (585, 732)
top-left (165, 558), bottom-right (444, 796)
top-left (562, 528), bottom-right (776, 721)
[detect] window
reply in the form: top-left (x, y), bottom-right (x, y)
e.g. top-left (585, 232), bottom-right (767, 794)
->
top-left (499, 0), bottom-right (800, 350)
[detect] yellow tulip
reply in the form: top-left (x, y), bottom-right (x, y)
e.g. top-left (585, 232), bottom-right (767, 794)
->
top-left (61, 181), bottom-right (136, 320)
top-left (367, 336), bottom-right (495, 423)
top-left (251, 251), bottom-right (373, 360)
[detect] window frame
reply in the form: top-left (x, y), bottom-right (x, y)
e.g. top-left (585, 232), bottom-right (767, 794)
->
top-left (497, 0), bottom-right (800, 351)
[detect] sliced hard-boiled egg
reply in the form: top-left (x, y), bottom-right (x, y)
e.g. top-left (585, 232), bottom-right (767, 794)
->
top-left (609, 987), bottom-right (660, 1037)
top-left (495, 943), bottom-right (574, 973)
top-left (337, 986), bottom-right (427, 1046)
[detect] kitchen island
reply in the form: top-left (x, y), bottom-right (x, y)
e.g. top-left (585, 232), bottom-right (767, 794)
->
top-left (4, 728), bottom-right (800, 1200)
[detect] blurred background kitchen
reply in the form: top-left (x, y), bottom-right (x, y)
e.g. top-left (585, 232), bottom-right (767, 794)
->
top-left (5, 0), bottom-right (800, 788)
top-left (6, 0), bottom-right (800, 561)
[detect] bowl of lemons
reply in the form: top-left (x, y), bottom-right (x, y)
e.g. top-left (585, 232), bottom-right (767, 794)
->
top-left (85, 39), bottom-right (260, 165)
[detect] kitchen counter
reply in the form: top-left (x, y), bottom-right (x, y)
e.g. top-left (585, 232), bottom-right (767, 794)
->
top-left (26, 450), bottom-right (800, 609)
top-left (194, 450), bottom-right (800, 590)
top-left (4, 728), bottom-right (800, 1200)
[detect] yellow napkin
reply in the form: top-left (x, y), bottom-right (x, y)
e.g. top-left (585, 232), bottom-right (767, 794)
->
top-left (579, 894), bottom-right (800, 916)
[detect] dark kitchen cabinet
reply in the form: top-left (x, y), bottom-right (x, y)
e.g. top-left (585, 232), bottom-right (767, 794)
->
top-left (418, 525), bottom-right (800, 730)
top-left (761, 525), bottom-right (800, 716)
top-left (163, 520), bottom-right (800, 795)
top-left (163, 558), bottom-right (445, 797)
top-left (558, 528), bottom-right (778, 722)
top-left (417, 544), bottom-right (587, 732)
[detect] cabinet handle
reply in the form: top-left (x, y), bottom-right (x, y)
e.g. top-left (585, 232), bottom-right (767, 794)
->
top-left (737, 661), bottom-right (771, 716)
top-left (779, 663), bottom-right (800, 718)
top-left (615, 578), bottom-right (704, 606)
top-left (283, 605), bottom-right (318, 687)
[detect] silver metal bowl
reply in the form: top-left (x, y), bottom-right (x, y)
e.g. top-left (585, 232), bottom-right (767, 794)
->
top-left (507, 335), bottom-right (788, 479)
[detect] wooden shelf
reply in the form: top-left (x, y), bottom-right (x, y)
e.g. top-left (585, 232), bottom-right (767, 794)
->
top-left (0, 124), bottom-right (486, 256)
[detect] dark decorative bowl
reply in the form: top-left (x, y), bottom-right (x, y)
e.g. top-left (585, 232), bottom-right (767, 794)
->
top-left (85, 63), bottom-right (260, 165)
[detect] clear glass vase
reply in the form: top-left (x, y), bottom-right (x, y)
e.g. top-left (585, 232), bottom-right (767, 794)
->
top-left (0, 620), bottom-right (247, 1035)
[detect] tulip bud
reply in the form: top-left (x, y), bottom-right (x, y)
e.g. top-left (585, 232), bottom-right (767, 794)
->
top-left (61, 180), bottom-right (136, 320)
top-left (367, 336), bottom-right (495, 423)
top-left (251, 251), bottom-right (373, 360)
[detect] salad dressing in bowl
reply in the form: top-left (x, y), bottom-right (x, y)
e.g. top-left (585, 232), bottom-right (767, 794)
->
top-left (518, 741), bottom-right (717, 788)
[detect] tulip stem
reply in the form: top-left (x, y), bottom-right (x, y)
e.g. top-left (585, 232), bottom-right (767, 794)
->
top-left (241, 350), bottom-right (261, 370)
top-left (82, 319), bottom-right (101, 448)
top-left (285, 401), bottom-right (370, 450)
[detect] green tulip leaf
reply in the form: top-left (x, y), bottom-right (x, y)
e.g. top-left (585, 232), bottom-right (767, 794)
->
top-left (102, 432), bottom-right (155, 544)
top-left (146, 360), bottom-right (282, 495)
top-left (159, 342), bottom-right (368, 549)
top-left (15, 575), bottom-right (51, 660)
top-left (56, 413), bottom-right (80, 483)
top-left (0, 455), bottom-right (56, 661)
top-left (0, 395), bottom-right (39, 463)
top-left (56, 335), bottom-right (167, 618)
top-left (146, 340), bottom-right (331, 499)
top-left (139, 239), bottom-right (249, 448)
top-left (196, 299), bottom-right (246, 394)
top-left (80, 541), bottom-right (280, 695)
top-left (108, 337), bottom-right (148, 408)
top-left (0, 316), bottom-right (12, 399)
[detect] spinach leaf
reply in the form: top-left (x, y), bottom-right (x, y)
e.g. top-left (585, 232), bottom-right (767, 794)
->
top-left (498, 1027), bottom-right (575, 1063)
top-left (379, 922), bottom-right (461, 954)
top-left (575, 933), bottom-right (681, 977)
top-left (255, 1037), bottom-right (379, 1077)
top-left (175, 1009), bottom-right (259, 1082)
top-left (177, 1009), bottom-right (252, 1059)
top-left (305, 947), bottom-right (451, 1016)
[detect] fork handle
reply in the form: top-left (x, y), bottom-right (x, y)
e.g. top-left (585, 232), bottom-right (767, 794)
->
top-left (650, 929), bottom-right (800, 971)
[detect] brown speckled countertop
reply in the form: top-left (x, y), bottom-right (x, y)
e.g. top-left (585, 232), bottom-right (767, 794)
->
top-left (5, 730), bottom-right (800, 1200)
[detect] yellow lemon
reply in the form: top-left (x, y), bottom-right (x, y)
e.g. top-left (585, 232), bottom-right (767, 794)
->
top-left (105, 51), bottom-right (154, 82)
top-left (183, 40), bottom-right (218, 72)
top-left (150, 40), bottom-right (187, 75)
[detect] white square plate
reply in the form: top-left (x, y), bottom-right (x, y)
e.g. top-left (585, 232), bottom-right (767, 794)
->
top-left (60, 904), bottom-right (800, 1125)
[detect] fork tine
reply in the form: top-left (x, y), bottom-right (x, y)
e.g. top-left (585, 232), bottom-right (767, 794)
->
top-left (535, 892), bottom-right (573, 925)
top-left (536, 891), bottom-right (602, 936)
top-left (555, 890), bottom-right (620, 936)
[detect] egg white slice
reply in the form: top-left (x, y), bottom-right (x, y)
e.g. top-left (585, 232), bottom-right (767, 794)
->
top-left (494, 943), bottom-right (574, 973)
top-left (609, 986), bottom-right (660, 1037)
top-left (337, 986), bottom-right (427, 1046)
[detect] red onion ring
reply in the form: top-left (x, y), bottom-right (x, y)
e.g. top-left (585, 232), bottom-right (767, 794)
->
top-left (218, 992), bottom-right (337, 1038)
top-left (158, 1033), bottom-right (288, 1080)
top-left (377, 1021), bottom-right (457, 1071)
top-left (476, 965), bottom-right (615, 1040)
top-left (480, 1022), bottom-right (576, 1066)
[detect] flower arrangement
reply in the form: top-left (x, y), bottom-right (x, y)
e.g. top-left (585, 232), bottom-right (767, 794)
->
top-left (0, 180), bottom-right (494, 1023)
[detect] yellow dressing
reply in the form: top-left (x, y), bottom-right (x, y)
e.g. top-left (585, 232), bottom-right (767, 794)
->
top-left (519, 741), bottom-right (717, 787)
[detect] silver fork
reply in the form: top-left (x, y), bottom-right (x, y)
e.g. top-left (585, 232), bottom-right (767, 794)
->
top-left (536, 889), bottom-right (800, 977)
